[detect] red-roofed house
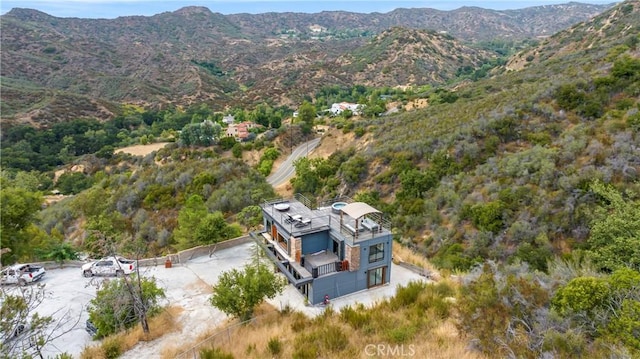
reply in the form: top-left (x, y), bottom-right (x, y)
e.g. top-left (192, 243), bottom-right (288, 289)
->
top-left (226, 121), bottom-right (259, 141)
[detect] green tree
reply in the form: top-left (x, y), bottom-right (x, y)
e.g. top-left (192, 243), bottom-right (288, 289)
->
top-left (550, 268), bottom-right (640, 352)
top-left (180, 121), bottom-right (222, 147)
top-left (174, 195), bottom-right (209, 250)
top-left (298, 101), bottom-right (316, 134)
top-left (46, 241), bottom-right (79, 267)
top-left (291, 157), bottom-right (321, 195)
top-left (398, 169), bottom-right (438, 200)
top-left (218, 136), bottom-right (237, 151)
top-left (210, 246), bottom-right (286, 321)
top-left (0, 187), bottom-right (43, 264)
top-left (555, 84), bottom-right (585, 110)
top-left (96, 145), bottom-right (115, 159)
top-left (602, 268), bottom-right (640, 351)
top-left (607, 299), bottom-right (640, 350)
top-left (194, 211), bottom-right (241, 245)
top-left (88, 275), bottom-right (165, 338)
top-left (84, 212), bottom-right (129, 257)
top-left (11, 171), bottom-right (50, 192)
top-left (238, 205), bottom-right (263, 229)
top-left (587, 181), bottom-right (640, 272)
top-left (231, 143), bottom-right (243, 158)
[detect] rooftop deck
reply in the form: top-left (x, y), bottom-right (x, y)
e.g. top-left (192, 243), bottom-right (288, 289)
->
top-left (261, 196), bottom-right (391, 245)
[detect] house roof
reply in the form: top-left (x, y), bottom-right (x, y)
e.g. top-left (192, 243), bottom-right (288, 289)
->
top-left (341, 202), bottom-right (380, 219)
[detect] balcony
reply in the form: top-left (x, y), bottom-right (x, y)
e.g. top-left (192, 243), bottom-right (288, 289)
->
top-left (251, 232), bottom-right (313, 287)
top-left (303, 250), bottom-right (347, 278)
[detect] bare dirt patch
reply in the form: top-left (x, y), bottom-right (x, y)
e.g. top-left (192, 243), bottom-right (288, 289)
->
top-left (309, 126), bottom-right (358, 159)
top-left (115, 142), bottom-right (171, 156)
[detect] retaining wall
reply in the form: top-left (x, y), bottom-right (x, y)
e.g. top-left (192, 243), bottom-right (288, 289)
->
top-left (396, 261), bottom-right (432, 279)
top-left (27, 235), bottom-right (252, 271)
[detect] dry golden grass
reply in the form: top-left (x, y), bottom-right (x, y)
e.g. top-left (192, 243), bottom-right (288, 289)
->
top-left (80, 306), bottom-right (183, 359)
top-left (113, 142), bottom-right (170, 156)
top-left (164, 292), bottom-right (487, 359)
top-left (179, 312), bottom-right (485, 359)
top-left (393, 242), bottom-right (443, 281)
top-left (160, 302), bottom-right (279, 358)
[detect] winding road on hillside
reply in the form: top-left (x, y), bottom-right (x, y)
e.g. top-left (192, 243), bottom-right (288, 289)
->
top-left (267, 137), bottom-right (321, 187)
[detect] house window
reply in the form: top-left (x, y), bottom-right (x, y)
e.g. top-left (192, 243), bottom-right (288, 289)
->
top-left (369, 243), bottom-right (384, 263)
top-left (368, 266), bottom-right (386, 288)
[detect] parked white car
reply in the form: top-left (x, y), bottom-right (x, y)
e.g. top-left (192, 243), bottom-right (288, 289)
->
top-left (0, 264), bottom-right (46, 286)
top-left (81, 256), bottom-right (136, 277)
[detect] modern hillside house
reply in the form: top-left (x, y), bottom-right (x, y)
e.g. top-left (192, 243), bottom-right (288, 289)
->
top-left (254, 195), bottom-right (392, 305)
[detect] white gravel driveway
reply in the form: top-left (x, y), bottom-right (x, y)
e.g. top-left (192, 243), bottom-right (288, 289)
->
top-left (5, 241), bottom-right (427, 358)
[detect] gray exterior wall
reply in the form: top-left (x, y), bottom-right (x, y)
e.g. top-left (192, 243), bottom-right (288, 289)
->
top-left (301, 231), bottom-right (330, 255)
top-left (358, 236), bottom-right (392, 274)
top-left (307, 235), bottom-right (392, 304)
top-left (310, 271), bottom-right (360, 304)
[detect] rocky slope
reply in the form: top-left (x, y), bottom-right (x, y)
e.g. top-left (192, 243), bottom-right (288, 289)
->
top-left (0, 3), bottom-right (612, 125)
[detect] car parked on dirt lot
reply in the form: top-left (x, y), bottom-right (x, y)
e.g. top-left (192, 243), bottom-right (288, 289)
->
top-left (85, 319), bottom-right (98, 337)
top-left (0, 320), bottom-right (39, 357)
top-left (0, 264), bottom-right (46, 286)
top-left (81, 256), bottom-right (136, 277)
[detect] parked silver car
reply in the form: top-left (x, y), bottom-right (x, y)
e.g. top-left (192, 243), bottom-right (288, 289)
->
top-left (0, 264), bottom-right (46, 286)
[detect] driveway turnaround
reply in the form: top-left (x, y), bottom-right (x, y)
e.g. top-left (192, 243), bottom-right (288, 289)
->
top-left (9, 242), bottom-right (428, 358)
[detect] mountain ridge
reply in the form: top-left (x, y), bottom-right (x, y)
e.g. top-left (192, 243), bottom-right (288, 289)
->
top-left (0, 3), bottom-right (614, 125)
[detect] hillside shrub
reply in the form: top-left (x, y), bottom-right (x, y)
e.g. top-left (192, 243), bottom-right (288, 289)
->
top-left (469, 201), bottom-right (505, 233)
top-left (551, 277), bottom-right (610, 316)
top-left (56, 172), bottom-right (93, 195)
top-left (293, 322), bottom-right (349, 357)
top-left (385, 324), bottom-right (418, 343)
top-left (541, 329), bottom-right (587, 357)
top-left (88, 275), bottom-right (165, 338)
top-left (339, 304), bottom-right (370, 329)
top-left (200, 348), bottom-right (234, 359)
top-left (101, 337), bottom-right (123, 359)
top-left (390, 280), bottom-right (424, 309)
top-left (555, 84), bottom-right (586, 111)
top-left (267, 337), bottom-right (282, 356)
top-left (432, 243), bottom-right (477, 271)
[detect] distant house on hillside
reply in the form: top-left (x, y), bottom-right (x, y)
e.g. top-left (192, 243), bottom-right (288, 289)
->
top-left (222, 114), bottom-right (235, 125)
top-left (309, 24), bottom-right (326, 33)
top-left (225, 121), bottom-right (259, 142)
top-left (330, 102), bottom-right (362, 116)
top-left (254, 195), bottom-right (393, 305)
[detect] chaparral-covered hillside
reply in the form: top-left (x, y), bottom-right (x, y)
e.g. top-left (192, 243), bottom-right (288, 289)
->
top-left (1, 1), bottom-right (639, 358)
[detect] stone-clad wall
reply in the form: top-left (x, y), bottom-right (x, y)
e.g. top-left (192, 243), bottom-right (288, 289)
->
top-left (290, 236), bottom-right (301, 262)
top-left (345, 244), bottom-right (360, 271)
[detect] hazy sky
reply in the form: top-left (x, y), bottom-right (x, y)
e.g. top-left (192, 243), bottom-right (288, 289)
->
top-left (0, 0), bottom-right (617, 19)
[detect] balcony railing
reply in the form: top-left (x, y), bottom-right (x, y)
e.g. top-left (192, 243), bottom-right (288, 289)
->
top-left (308, 260), bottom-right (350, 278)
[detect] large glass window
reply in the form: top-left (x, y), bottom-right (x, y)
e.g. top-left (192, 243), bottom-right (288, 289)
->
top-left (369, 243), bottom-right (384, 263)
top-left (368, 266), bottom-right (385, 288)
